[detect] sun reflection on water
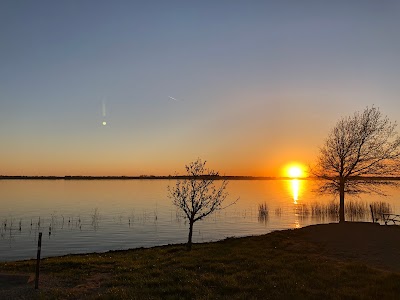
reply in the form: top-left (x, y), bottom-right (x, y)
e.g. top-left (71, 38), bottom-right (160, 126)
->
top-left (294, 220), bottom-right (300, 229)
top-left (289, 179), bottom-right (302, 204)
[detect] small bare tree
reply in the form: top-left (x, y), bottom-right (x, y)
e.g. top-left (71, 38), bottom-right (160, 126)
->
top-left (168, 159), bottom-right (237, 250)
top-left (313, 106), bottom-right (400, 222)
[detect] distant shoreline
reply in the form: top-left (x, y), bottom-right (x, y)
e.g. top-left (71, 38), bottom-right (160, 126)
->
top-left (1, 175), bottom-right (400, 181)
top-left (0, 175), bottom-right (289, 180)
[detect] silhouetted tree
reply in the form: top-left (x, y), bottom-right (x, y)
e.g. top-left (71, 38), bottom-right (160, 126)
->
top-left (168, 159), bottom-right (237, 250)
top-left (313, 107), bottom-right (400, 222)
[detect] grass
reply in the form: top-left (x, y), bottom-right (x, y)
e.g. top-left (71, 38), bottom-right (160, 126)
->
top-left (370, 201), bottom-right (392, 216)
top-left (308, 200), bottom-right (392, 222)
top-left (1, 223), bottom-right (400, 299)
top-left (258, 203), bottom-right (268, 223)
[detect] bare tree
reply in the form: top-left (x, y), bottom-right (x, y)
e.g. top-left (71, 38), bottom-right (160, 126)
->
top-left (168, 159), bottom-right (237, 250)
top-left (313, 107), bottom-right (400, 222)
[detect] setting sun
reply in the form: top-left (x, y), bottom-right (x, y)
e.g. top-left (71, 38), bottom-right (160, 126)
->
top-left (288, 167), bottom-right (301, 178)
top-left (284, 164), bottom-right (306, 178)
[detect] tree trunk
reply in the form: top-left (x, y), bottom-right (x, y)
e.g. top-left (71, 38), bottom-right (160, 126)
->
top-left (187, 219), bottom-right (194, 251)
top-left (339, 177), bottom-right (345, 223)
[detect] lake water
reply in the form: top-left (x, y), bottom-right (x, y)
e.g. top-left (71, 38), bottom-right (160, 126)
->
top-left (1, 179), bottom-right (399, 262)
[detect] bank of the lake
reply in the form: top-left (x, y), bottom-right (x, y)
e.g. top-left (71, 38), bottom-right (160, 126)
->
top-left (1, 222), bottom-right (400, 299)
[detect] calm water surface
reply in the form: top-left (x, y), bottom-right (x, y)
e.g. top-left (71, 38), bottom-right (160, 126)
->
top-left (1, 179), bottom-right (399, 261)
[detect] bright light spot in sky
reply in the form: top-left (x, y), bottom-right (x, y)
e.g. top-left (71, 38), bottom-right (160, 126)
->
top-left (288, 167), bottom-right (302, 178)
top-left (284, 164), bottom-right (306, 178)
top-left (102, 121), bottom-right (107, 126)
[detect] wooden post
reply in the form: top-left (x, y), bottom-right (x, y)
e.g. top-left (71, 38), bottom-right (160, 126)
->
top-left (35, 232), bottom-right (42, 289)
top-left (370, 205), bottom-right (374, 223)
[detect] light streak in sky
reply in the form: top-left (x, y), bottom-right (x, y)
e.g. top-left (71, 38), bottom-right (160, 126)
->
top-left (102, 99), bottom-right (106, 117)
top-left (168, 96), bottom-right (180, 101)
top-left (101, 99), bottom-right (107, 125)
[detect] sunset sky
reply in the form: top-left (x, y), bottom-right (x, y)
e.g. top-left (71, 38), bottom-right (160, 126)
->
top-left (1, 1), bottom-right (400, 176)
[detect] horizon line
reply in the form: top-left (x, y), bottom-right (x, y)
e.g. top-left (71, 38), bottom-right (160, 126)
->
top-left (0, 175), bottom-right (309, 180)
top-left (1, 175), bottom-right (400, 181)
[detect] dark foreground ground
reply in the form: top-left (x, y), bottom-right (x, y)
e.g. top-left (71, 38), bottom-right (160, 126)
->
top-left (1, 222), bottom-right (400, 299)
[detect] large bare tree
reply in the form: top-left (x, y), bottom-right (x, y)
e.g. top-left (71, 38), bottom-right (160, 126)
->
top-left (313, 107), bottom-right (400, 222)
top-left (168, 159), bottom-right (237, 250)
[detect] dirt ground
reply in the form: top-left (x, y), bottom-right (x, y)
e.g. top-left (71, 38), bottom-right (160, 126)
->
top-left (294, 222), bottom-right (400, 272)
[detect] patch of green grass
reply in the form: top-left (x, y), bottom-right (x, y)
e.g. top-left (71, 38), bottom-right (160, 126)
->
top-left (1, 224), bottom-right (400, 299)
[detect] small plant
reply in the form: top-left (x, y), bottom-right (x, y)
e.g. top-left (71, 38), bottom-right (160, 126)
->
top-left (258, 203), bottom-right (269, 223)
top-left (91, 208), bottom-right (100, 230)
top-left (295, 204), bottom-right (309, 218)
top-left (326, 201), bottom-right (339, 218)
top-left (370, 201), bottom-right (392, 220)
top-left (311, 201), bottom-right (339, 220)
top-left (275, 207), bottom-right (282, 216)
top-left (345, 200), bottom-right (367, 221)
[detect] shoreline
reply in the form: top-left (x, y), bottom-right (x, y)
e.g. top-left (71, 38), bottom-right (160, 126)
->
top-left (1, 222), bottom-right (400, 299)
top-left (0, 175), bottom-right (300, 180)
top-left (2, 221), bottom-right (399, 265)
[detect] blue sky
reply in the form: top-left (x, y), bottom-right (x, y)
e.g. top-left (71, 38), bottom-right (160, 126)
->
top-left (1, 1), bottom-right (400, 175)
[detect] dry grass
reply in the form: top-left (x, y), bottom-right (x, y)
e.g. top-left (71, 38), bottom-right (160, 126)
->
top-left (258, 203), bottom-right (269, 223)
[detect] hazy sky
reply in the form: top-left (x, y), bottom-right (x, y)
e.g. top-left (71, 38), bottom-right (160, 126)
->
top-left (1, 1), bottom-right (400, 176)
